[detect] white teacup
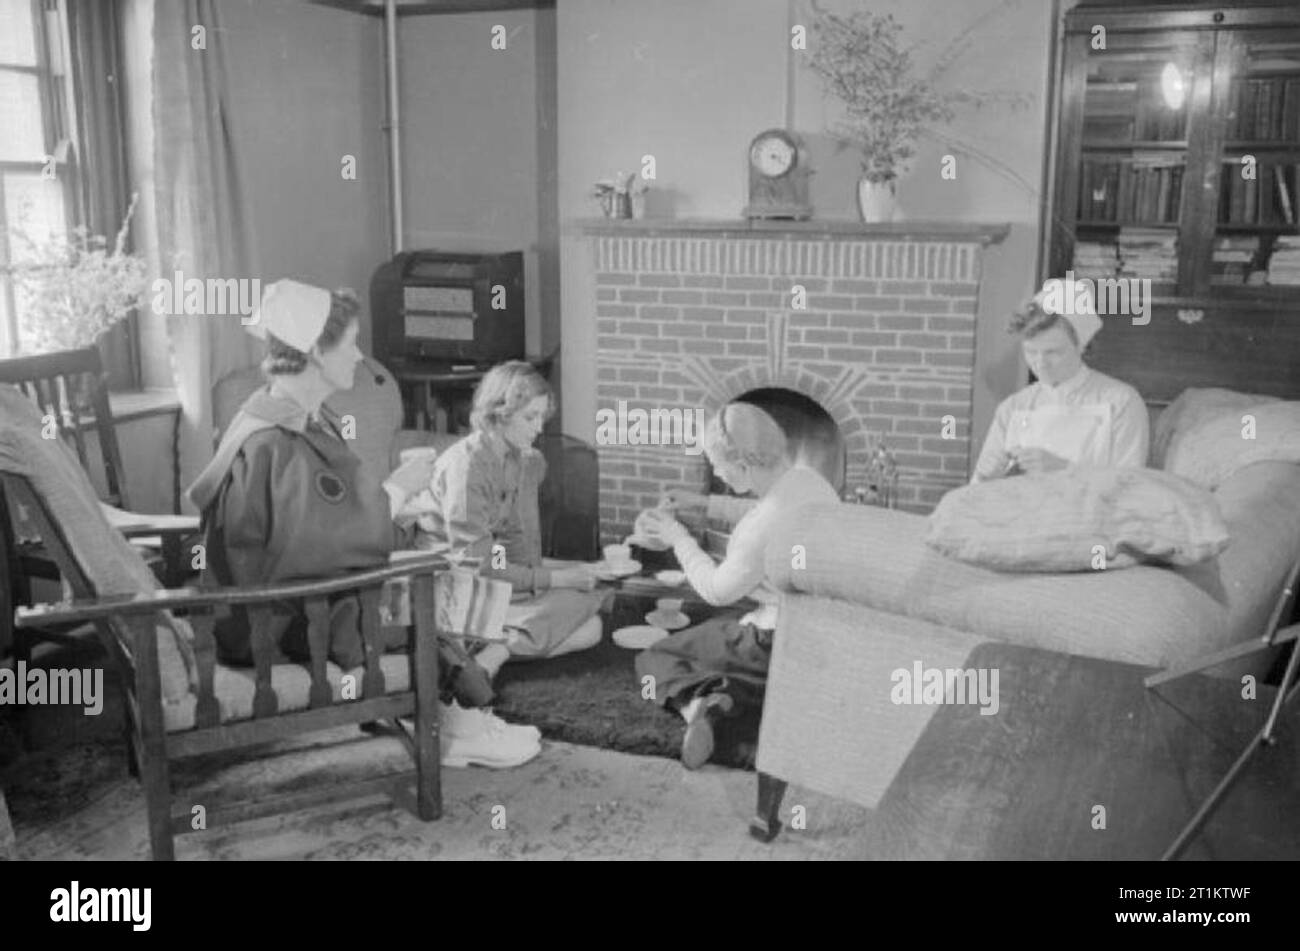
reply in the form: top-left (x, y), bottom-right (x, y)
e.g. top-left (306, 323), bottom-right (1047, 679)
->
top-left (399, 446), bottom-right (439, 466)
top-left (603, 543), bottom-right (632, 565)
top-left (656, 597), bottom-right (684, 614)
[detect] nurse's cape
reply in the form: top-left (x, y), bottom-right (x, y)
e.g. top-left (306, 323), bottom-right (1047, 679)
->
top-left (188, 388), bottom-right (397, 664)
top-left (972, 366), bottom-right (1150, 482)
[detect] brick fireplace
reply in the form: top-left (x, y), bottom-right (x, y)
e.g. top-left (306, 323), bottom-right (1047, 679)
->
top-left (580, 220), bottom-right (1009, 542)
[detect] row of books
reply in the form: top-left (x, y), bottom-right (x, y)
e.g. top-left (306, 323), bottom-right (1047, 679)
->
top-left (1071, 229), bottom-right (1178, 281)
top-left (1268, 235), bottom-right (1300, 285)
top-left (1229, 77), bottom-right (1300, 142)
top-left (1085, 81), bottom-right (1186, 140)
top-left (1211, 236), bottom-right (1260, 285)
top-left (1078, 158), bottom-right (1184, 224)
top-left (1078, 232), bottom-right (1300, 284)
top-left (1118, 228), bottom-right (1178, 281)
top-left (1218, 162), bottom-right (1298, 225)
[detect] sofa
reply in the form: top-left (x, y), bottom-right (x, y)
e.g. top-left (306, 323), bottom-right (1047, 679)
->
top-left (754, 392), bottom-right (1300, 815)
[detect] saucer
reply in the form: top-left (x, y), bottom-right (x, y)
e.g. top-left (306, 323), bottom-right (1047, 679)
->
top-left (654, 569), bottom-right (686, 586)
top-left (612, 624), bottom-right (668, 649)
top-left (591, 559), bottom-right (642, 580)
top-left (645, 610), bottom-right (690, 631)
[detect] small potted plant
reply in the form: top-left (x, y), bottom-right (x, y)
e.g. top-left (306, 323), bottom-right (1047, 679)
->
top-left (808, 10), bottom-right (953, 222)
top-left (3, 193), bottom-right (149, 355)
top-left (593, 171), bottom-right (650, 220)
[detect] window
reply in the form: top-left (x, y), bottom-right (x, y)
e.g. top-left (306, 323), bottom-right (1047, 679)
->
top-left (0, 0), bottom-right (79, 359)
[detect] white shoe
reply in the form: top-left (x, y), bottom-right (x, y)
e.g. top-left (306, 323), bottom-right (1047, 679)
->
top-left (440, 701), bottom-right (541, 769)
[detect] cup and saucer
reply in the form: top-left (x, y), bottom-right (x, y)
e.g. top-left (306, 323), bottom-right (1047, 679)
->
top-left (644, 597), bottom-right (690, 631)
top-left (591, 543), bottom-right (641, 581)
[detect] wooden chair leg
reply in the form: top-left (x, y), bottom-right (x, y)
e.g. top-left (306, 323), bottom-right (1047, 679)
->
top-left (140, 746), bottom-right (175, 861)
top-left (412, 576), bottom-right (442, 822)
top-left (749, 771), bottom-right (787, 843)
top-left (12, 629), bottom-right (34, 751)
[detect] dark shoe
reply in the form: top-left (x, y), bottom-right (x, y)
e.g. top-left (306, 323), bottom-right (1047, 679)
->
top-left (681, 693), bottom-right (734, 770)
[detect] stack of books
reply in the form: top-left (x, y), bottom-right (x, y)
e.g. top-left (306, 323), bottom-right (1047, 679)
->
top-left (1211, 236), bottom-right (1260, 285)
top-left (1118, 228), bottom-right (1178, 281)
top-left (1073, 240), bottom-right (1120, 279)
top-left (1267, 235), bottom-right (1300, 284)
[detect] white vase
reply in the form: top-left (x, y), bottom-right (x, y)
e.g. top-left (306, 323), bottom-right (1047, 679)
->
top-left (857, 177), bottom-right (896, 224)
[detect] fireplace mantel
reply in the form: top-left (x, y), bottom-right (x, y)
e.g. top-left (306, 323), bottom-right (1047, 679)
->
top-left (570, 218), bottom-right (1011, 245)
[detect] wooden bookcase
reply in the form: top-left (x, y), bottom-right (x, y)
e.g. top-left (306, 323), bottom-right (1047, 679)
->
top-left (1050, 1), bottom-right (1300, 401)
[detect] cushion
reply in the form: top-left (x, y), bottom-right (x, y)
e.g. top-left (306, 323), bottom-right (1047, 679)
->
top-left (925, 467), bottom-right (1230, 571)
top-left (1152, 387), bottom-right (1279, 469)
top-left (0, 386), bottom-right (197, 704)
top-left (1164, 401), bottom-right (1300, 490)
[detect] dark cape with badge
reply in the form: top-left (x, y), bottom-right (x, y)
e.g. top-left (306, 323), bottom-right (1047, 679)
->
top-left (188, 387), bottom-right (403, 669)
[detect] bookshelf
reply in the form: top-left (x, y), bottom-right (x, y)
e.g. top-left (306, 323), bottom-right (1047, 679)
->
top-left (1052, 2), bottom-right (1300, 300)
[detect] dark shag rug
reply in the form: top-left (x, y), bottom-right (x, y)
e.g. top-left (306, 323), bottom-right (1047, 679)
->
top-left (491, 601), bottom-right (759, 770)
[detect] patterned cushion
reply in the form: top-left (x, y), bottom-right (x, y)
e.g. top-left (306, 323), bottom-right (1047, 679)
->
top-left (1164, 401), bottom-right (1300, 490)
top-left (924, 467), bottom-right (1229, 571)
top-left (1152, 387), bottom-right (1279, 470)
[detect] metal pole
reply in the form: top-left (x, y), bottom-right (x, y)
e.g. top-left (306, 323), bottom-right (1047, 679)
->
top-left (385, 0), bottom-right (403, 255)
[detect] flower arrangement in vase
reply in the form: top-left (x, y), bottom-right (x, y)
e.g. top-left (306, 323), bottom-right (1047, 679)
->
top-left (3, 193), bottom-right (149, 354)
top-left (807, 10), bottom-right (953, 223)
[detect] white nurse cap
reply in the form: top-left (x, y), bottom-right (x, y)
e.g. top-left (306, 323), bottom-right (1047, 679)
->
top-left (246, 279), bottom-right (332, 352)
top-left (1032, 278), bottom-right (1103, 348)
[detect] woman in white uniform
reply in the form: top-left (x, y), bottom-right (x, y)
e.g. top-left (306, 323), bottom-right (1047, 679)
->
top-left (972, 279), bottom-right (1149, 482)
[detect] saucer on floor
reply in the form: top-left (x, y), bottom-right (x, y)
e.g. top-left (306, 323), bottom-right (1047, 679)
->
top-left (592, 559), bottom-right (641, 580)
top-left (612, 624), bottom-right (669, 649)
top-left (644, 610), bottom-right (690, 631)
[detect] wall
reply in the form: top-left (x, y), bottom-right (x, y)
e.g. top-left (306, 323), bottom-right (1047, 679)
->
top-left (558, 0), bottom-right (1059, 467)
top-left (398, 8), bottom-right (554, 357)
top-left (215, 0), bottom-right (390, 353)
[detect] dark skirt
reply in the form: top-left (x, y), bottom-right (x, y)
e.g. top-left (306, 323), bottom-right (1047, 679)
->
top-left (634, 613), bottom-right (773, 716)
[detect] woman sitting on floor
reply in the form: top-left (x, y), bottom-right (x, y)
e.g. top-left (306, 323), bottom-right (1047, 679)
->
top-left (188, 279), bottom-right (539, 769)
top-left (403, 360), bottom-right (606, 673)
top-left (633, 401), bottom-right (839, 769)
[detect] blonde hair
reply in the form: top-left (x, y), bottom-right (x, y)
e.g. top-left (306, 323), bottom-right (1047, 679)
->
top-left (702, 402), bottom-right (789, 470)
top-left (470, 360), bottom-right (555, 431)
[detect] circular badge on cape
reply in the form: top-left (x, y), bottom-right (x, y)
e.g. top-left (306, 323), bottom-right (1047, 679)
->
top-left (314, 470), bottom-right (349, 504)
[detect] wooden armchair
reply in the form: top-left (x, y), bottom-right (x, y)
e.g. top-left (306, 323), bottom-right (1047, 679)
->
top-left (1, 387), bottom-right (446, 860)
top-left (4, 468), bottom-right (446, 861)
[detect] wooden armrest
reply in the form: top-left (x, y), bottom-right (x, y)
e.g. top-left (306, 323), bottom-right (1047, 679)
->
top-left (14, 553), bottom-right (451, 628)
top-left (101, 504), bottom-right (200, 537)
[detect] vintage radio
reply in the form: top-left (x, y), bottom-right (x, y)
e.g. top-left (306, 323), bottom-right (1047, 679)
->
top-left (369, 250), bottom-right (524, 367)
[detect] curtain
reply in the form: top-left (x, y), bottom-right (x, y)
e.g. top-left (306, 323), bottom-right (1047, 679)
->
top-left (66, 0), bottom-right (138, 388)
top-left (150, 0), bottom-right (259, 510)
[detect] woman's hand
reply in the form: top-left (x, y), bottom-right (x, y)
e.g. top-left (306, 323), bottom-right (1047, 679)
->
top-left (660, 488), bottom-right (707, 514)
top-left (638, 508), bottom-right (691, 547)
top-left (386, 453), bottom-right (438, 497)
top-left (552, 564), bottom-right (597, 591)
